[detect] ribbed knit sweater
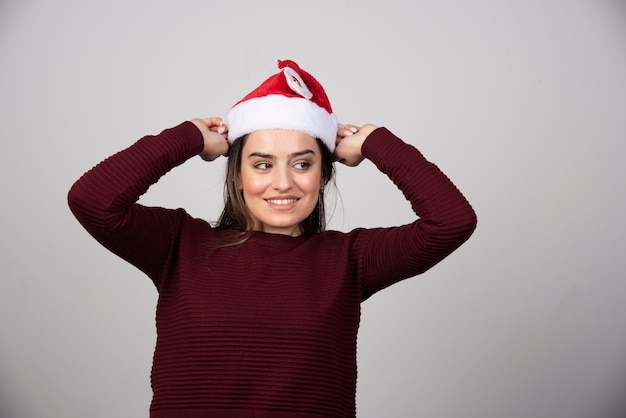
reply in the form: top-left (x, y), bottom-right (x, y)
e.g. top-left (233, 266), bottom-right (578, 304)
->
top-left (68, 122), bottom-right (476, 417)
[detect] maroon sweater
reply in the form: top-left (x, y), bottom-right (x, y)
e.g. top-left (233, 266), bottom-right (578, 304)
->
top-left (68, 122), bottom-right (476, 417)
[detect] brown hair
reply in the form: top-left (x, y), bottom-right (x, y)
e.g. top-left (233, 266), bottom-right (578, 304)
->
top-left (216, 134), bottom-right (335, 238)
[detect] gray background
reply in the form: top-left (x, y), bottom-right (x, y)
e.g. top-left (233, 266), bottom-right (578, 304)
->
top-left (2, 0), bottom-right (626, 417)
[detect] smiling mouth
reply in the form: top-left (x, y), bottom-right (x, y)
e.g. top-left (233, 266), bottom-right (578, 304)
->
top-left (265, 198), bottom-right (299, 205)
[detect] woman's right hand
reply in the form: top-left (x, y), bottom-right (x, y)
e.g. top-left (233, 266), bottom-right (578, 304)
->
top-left (190, 117), bottom-right (229, 161)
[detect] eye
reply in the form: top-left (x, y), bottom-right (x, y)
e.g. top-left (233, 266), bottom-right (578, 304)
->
top-left (254, 162), bottom-right (271, 170)
top-left (293, 161), bottom-right (311, 170)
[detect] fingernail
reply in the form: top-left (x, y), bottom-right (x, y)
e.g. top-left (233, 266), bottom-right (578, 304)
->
top-left (217, 126), bottom-right (226, 134)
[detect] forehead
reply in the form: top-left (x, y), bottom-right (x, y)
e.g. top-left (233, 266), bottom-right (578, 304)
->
top-left (244, 129), bottom-right (320, 155)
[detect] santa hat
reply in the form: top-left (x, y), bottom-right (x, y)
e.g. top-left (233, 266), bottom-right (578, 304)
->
top-left (226, 59), bottom-right (338, 152)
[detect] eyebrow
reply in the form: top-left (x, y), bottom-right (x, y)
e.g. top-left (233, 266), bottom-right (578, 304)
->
top-left (247, 149), bottom-right (317, 159)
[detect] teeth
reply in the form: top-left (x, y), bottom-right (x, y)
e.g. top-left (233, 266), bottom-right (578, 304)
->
top-left (267, 198), bottom-right (298, 205)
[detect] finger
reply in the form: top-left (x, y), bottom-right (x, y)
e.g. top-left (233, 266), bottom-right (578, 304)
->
top-left (342, 124), bottom-right (359, 134)
top-left (341, 126), bottom-right (359, 139)
top-left (203, 117), bottom-right (224, 129)
top-left (209, 123), bottom-right (228, 135)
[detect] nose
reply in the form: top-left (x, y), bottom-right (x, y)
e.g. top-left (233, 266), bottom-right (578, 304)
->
top-left (272, 165), bottom-right (293, 192)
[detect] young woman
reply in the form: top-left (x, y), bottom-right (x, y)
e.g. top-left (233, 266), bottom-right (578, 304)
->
top-left (68, 60), bottom-right (477, 417)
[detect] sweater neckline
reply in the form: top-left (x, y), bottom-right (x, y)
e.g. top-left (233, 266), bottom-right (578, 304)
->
top-left (249, 230), bottom-right (310, 242)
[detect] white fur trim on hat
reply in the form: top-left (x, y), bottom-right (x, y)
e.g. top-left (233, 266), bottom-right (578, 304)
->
top-left (227, 94), bottom-right (338, 152)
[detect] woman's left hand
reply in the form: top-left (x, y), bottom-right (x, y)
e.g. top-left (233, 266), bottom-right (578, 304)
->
top-left (334, 124), bottom-right (378, 166)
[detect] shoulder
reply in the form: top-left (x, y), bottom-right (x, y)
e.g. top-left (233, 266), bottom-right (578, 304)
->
top-left (302, 228), bottom-right (381, 254)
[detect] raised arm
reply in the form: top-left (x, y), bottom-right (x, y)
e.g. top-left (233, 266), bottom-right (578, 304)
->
top-left (337, 126), bottom-right (477, 300)
top-left (67, 119), bottom-right (228, 282)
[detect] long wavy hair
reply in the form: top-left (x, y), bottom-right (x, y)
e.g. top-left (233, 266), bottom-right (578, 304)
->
top-left (216, 134), bottom-right (335, 238)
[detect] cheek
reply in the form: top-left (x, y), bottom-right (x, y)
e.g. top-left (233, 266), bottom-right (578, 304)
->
top-left (240, 169), bottom-right (267, 194)
top-left (300, 173), bottom-right (323, 194)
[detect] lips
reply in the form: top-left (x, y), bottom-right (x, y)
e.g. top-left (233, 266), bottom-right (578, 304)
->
top-left (265, 198), bottom-right (299, 206)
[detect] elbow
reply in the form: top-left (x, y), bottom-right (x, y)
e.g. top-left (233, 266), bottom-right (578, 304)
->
top-left (67, 182), bottom-right (89, 224)
top-left (67, 182), bottom-right (81, 215)
top-left (454, 205), bottom-right (478, 245)
top-left (67, 179), bottom-right (89, 214)
top-left (67, 180), bottom-right (104, 226)
top-left (463, 206), bottom-right (478, 237)
top-left (437, 204), bottom-right (477, 247)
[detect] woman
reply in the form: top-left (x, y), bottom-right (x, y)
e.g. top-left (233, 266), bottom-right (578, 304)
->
top-left (68, 59), bottom-right (477, 417)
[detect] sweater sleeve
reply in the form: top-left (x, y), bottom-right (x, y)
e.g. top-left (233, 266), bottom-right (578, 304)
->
top-left (67, 121), bottom-right (205, 284)
top-left (355, 127), bottom-right (477, 300)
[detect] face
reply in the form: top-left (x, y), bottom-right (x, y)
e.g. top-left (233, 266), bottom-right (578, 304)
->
top-left (239, 129), bottom-right (324, 236)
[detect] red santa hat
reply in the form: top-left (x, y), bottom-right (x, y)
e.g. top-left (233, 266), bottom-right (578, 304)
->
top-left (226, 59), bottom-right (338, 152)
